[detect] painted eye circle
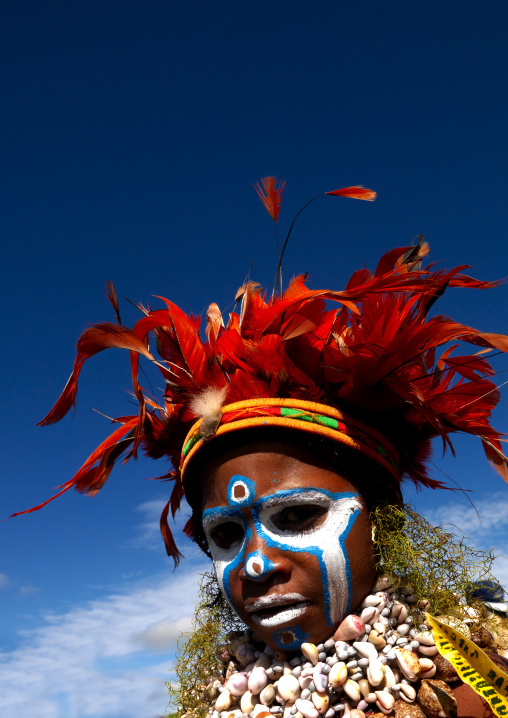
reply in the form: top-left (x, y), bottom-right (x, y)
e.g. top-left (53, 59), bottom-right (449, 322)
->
top-left (229, 479), bottom-right (252, 505)
top-left (271, 504), bottom-right (327, 532)
top-left (210, 522), bottom-right (244, 549)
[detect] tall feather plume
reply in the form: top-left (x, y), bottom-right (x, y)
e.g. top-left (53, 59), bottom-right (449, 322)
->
top-left (253, 176), bottom-right (285, 223)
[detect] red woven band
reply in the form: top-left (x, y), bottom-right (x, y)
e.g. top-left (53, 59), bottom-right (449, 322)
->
top-left (180, 398), bottom-right (400, 484)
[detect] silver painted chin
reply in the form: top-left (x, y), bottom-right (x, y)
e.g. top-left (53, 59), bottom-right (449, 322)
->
top-left (249, 600), bottom-right (310, 627)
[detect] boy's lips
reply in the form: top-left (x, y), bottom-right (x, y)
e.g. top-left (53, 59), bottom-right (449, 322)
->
top-left (245, 593), bottom-right (311, 627)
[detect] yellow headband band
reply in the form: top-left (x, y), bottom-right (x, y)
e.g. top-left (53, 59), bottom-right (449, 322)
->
top-left (180, 398), bottom-right (400, 484)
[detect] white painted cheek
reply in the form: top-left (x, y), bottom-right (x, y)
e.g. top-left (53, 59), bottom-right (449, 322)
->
top-left (259, 496), bottom-right (361, 624)
top-left (319, 498), bottom-right (361, 622)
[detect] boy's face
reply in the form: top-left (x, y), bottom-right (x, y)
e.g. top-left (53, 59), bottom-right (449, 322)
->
top-left (201, 440), bottom-right (376, 650)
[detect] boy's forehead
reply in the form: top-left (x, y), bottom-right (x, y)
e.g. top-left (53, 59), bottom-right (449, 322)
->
top-left (201, 443), bottom-right (356, 510)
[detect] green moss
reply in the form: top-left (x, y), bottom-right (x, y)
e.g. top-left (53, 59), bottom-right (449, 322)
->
top-left (372, 503), bottom-right (504, 641)
top-left (166, 572), bottom-right (243, 718)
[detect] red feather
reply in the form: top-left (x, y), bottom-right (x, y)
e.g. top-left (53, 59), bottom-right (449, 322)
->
top-left (160, 499), bottom-right (184, 566)
top-left (105, 281), bottom-right (121, 324)
top-left (11, 418), bottom-right (139, 518)
top-left (38, 324), bottom-right (153, 426)
top-left (375, 247), bottom-right (413, 277)
top-left (482, 439), bottom-right (508, 484)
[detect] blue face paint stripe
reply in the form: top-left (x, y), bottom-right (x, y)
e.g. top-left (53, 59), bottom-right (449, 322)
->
top-left (251, 515), bottom-right (335, 626)
top-left (221, 522), bottom-right (254, 619)
top-left (206, 476), bottom-right (257, 616)
top-left (203, 503), bottom-right (248, 619)
top-left (273, 624), bottom-right (310, 650)
top-left (222, 539), bottom-right (245, 615)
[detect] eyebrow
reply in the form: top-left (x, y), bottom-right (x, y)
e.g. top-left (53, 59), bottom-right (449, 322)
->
top-left (202, 505), bottom-right (243, 528)
top-left (257, 489), bottom-right (331, 509)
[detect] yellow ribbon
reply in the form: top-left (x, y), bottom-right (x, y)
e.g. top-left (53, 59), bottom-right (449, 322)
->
top-left (426, 612), bottom-right (508, 717)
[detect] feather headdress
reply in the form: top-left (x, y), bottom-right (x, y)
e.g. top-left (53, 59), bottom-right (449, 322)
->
top-left (13, 178), bottom-right (508, 566)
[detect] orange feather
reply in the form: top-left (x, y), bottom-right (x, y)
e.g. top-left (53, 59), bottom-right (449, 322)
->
top-left (325, 186), bottom-right (377, 201)
top-left (253, 176), bottom-right (285, 222)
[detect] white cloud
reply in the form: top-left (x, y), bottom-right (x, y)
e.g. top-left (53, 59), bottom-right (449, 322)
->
top-left (0, 573), bottom-right (11, 589)
top-left (133, 616), bottom-right (193, 651)
top-left (422, 491), bottom-right (508, 538)
top-left (0, 563), bottom-right (209, 718)
top-left (129, 498), bottom-right (203, 562)
top-left (131, 499), bottom-right (169, 550)
top-left (420, 491), bottom-right (508, 592)
top-left (19, 583), bottom-right (39, 595)
top-left (0, 572), bottom-right (38, 595)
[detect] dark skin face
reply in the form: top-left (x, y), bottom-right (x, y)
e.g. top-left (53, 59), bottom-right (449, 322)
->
top-left (201, 440), bottom-right (376, 650)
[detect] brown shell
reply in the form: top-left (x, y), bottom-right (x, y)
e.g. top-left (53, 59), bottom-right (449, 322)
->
top-left (432, 654), bottom-right (459, 684)
top-left (394, 700), bottom-right (427, 718)
top-left (416, 678), bottom-right (457, 718)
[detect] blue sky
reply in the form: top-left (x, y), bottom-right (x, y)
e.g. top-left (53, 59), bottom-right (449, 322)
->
top-left (1, 2), bottom-right (508, 716)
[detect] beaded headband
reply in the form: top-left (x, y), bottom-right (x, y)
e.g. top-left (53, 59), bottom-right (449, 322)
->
top-left (180, 398), bottom-right (400, 483)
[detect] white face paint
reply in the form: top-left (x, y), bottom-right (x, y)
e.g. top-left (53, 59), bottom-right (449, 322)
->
top-left (203, 478), bottom-right (361, 629)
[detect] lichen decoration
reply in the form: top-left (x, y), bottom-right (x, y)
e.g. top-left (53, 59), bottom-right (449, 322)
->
top-left (167, 572), bottom-right (244, 718)
top-left (372, 503), bottom-right (507, 650)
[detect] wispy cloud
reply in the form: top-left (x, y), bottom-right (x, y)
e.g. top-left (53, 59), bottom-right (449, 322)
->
top-left (0, 573), bottom-right (11, 589)
top-left (19, 583), bottom-right (39, 595)
top-left (422, 491), bottom-right (508, 538)
top-left (420, 491), bottom-right (508, 591)
top-left (128, 498), bottom-right (202, 561)
top-left (133, 616), bottom-right (193, 652)
top-left (0, 563), bottom-right (209, 718)
top-left (131, 498), bottom-right (169, 550)
top-left (0, 571), bottom-right (38, 595)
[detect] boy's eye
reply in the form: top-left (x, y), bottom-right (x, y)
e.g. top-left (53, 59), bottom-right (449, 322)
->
top-left (271, 504), bottom-right (327, 533)
top-left (210, 521), bottom-right (245, 549)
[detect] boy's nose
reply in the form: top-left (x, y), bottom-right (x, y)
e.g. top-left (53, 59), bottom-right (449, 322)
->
top-left (241, 551), bottom-right (275, 581)
top-left (239, 545), bottom-right (292, 583)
